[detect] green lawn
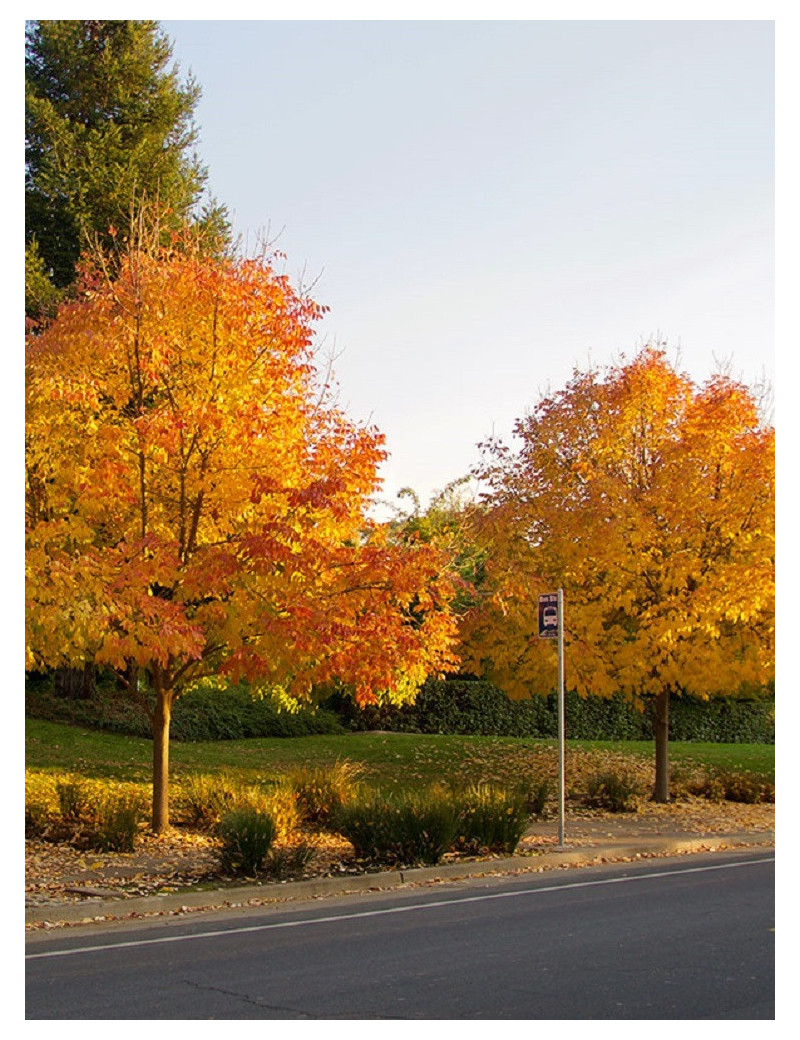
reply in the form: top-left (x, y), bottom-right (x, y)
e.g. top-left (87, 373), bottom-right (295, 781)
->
top-left (25, 718), bottom-right (774, 793)
top-left (561, 738), bottom-right (774, 777)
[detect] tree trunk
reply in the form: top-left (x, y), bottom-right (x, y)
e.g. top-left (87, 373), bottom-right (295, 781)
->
top-left (53, 667), bottom-right (74, 699)
top-left (653, 688), bottom-right (670, 802)
top-left (116, 660), bottom-right (139, 692)
top-left (151, 672), bottom-right (173, 834)
top-left (80, 662), bottom-right (96, 699)
top-left (54, 664), bottom-right (95, 699)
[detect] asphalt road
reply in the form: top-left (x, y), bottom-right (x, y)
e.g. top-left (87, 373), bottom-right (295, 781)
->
top-left (26, 850), bottom-right (775, 1020)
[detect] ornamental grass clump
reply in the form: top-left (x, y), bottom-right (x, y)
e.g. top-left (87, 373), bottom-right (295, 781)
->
top-left (178, 772), bottom-right (302, 840)
top-left (217, 808), bottom-right (278, 876)
top-left (26, 770), bottom-right (57, 837)
top-left (334, 788), bottom-right (459, 867)
top-left (284, 760), bottom-right (364, 828)
top-left (264, 842), bottom-right (315, 880)
top-left (56, 776), bottom-right (93, 823)
top-left (90, 791), bottom-right (147, 852)
top-left (26, 771), bottom-right (149, 849)
top-left (451, 783), bottom-right (531, 855)
top-left (258, 782), bottom-right (303, 841)
top-left (25, 798), bottom-right (51, 838)
top-left (176, 772), bottom-right (249, 829)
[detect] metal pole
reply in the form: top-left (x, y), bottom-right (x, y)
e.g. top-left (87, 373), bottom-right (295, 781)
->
top-left (557, 587), bottom-right (565, 847)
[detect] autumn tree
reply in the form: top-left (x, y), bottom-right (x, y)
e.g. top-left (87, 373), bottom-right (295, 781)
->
top-left (25, 240), bottom-right (458, 831)
top-left (462, 347), bottom-right (774, 801)
top-left (25, 19), bottom-right (229, 309)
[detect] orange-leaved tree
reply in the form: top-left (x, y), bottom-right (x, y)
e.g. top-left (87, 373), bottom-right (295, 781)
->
top-left (461, 347), bottom-right (774, 800)
top-left (25, 241), bottom-right (459, 831)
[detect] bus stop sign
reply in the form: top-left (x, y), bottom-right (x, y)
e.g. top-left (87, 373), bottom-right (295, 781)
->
top-left (538, 593), bottom-right (559, 638)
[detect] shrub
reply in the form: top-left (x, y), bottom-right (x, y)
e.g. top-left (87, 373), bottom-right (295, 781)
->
top-left (217, 809), bottom-right (278, 875)
top-left (335, 789), bottom-right (459, 867)
top-left (451, 783), bottom-right (530, 854)
top-left (671, 766), bottom-right (774, 804)
top-left (584, 770), bottom-right (642, 812)
top-left (285, 761), bottom-right (363, 828)
top-left (525, 780), bottom-right (550, 817)
top-left (715, 770), bottom-right (775, 804)
top-left (704, 774), bottom-right (728, 803)
top-left (670, 766), bottom-right (726, 802)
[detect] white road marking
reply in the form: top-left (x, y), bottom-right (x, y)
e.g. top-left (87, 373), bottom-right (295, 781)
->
top-left (26, 855), bottom-right (774, 961)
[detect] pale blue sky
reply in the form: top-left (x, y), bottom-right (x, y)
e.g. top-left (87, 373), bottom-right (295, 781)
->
top-left (161, 19), bottom-right (774, 512)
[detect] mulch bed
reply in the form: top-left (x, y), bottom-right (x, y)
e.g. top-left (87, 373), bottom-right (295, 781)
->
top-left (26, 798), bottom-right (775, 918)
top-left (25, 830), bottom-right (358, 908)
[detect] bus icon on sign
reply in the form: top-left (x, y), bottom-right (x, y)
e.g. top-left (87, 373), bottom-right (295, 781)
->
top-left (538, 593), bottom-right (559, 638)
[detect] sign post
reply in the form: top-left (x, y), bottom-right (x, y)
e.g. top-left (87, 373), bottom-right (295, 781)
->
top-left (539, 590), bottom-right (566, 847)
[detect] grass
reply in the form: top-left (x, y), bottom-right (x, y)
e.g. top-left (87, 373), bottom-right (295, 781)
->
top-left (564, 738), bottom-right (774, 777)
top-left (25, 718), bottom-right (774, 793)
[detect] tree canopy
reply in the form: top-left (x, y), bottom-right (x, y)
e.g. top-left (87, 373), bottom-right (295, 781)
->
top-left (25, 240), bottom-right (458, 829)
top-left (25, 19), bottom-right (227, 307)
top-left (461, 347), bottom-right (774, 799)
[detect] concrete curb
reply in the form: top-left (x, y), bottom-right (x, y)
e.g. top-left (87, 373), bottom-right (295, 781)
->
top-left (25, 831), bottom-right (774, 928)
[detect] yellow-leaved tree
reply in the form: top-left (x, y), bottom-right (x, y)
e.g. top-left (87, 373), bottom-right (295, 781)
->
top-left (25, 237), bottom-right (459, 831)
top-left (462, 347), bottom-right (774, 800)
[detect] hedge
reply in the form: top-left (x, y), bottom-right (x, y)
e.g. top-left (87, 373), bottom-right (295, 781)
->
top-left (26, 674), bottom-right (774, 744)
top-left (25, 681), bottom-right (346, 741)
top-left (322, 678), bottom-right (775, 744)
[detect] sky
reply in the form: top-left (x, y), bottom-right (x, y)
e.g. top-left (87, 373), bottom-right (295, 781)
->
top-left (157, 17), bottom-right (775, 517)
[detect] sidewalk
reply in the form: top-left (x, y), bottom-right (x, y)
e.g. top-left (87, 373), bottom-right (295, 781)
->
top-left (25, 811), bottom-right (774, 929)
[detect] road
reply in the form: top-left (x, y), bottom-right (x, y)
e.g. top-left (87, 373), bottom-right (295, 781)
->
top-left (26, 850), bottom-right (774, 1019)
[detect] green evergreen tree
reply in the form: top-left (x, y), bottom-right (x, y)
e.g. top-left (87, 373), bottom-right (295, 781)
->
top-left (25, 19), bottom-right (229, 301)
top-left (25, 239), bottom-right (62, 325)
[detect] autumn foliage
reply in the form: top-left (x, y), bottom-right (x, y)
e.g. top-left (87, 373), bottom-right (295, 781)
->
top-left (462, 348), bottom-right (774, 799)
top-left (25, 243), bottom-right (458, 829)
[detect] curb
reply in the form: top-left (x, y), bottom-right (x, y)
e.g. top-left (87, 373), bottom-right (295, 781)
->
top-left (25, 831), bottom-right (774, 929)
